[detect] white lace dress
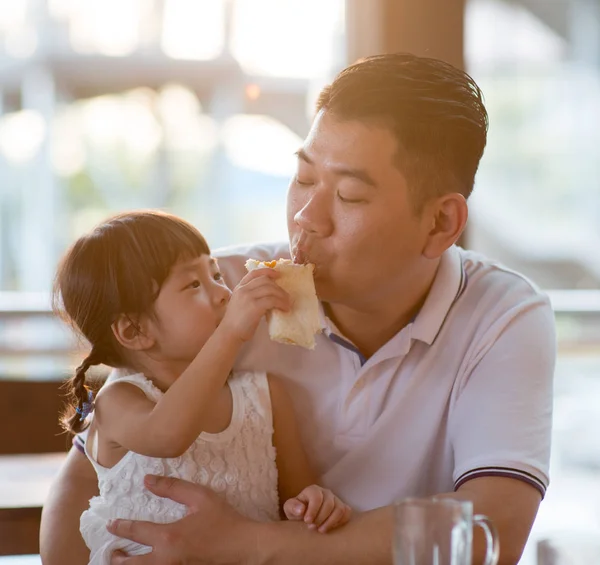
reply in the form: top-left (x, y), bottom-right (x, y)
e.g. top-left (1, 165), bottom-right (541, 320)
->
top-left (80, 370), bottom-right (280, 565)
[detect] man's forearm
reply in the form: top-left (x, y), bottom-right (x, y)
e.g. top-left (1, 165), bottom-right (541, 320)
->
top-left (253, 486), bottom-right (530, 565)
top-left (40, 448), bottom-right (95, 565)
top-left (256, 506), bottom-right (394, 565)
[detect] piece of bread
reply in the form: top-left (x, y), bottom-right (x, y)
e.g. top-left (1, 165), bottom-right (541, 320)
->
top-left (245, 258), bottom-right (321, 349)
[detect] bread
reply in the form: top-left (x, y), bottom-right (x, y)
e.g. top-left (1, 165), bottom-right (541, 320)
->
top-left (245, 258), bottom-right (321, 349)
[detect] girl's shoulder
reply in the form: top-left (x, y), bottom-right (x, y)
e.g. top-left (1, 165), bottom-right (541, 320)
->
top-left (101, 369), bottom-right (162, 403)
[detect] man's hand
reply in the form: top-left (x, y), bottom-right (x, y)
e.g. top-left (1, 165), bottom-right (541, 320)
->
top-left (108, 475), bottom-right (261, 565)
top-left (283, 485), bottom-right (352, 533)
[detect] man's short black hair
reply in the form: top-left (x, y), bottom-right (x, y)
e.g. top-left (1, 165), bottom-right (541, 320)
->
top-left (316, 53), bottom-right (489, 209)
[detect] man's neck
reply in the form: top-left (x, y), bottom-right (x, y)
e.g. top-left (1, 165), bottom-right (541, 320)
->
top-left (324, 260), bottom-right (440, 359)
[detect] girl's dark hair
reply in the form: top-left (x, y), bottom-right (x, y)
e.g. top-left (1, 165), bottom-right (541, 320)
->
top-left (316, 52), bottom-right (489, 210)
top-left (53, 210), bottom-right (210, 435)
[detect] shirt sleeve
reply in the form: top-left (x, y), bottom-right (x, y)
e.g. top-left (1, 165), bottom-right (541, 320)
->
top-left (450, 291), bottom-right (556, 498)
top-left (73, 428), bottom-right (89, 454)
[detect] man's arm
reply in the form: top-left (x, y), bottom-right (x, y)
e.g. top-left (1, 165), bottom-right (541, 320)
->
top-left (450, 476), bottom-right (541, 565)
top-left (259, 476), bottom-right (538, 565)
top-left (108, 476), bottom-right (392, 565)
top-left (108, 475), bottom-right (532, 565)
top-left (40, 446), bottom-right (97, 565)
top-left (269, 375), bottom-right (318, 503)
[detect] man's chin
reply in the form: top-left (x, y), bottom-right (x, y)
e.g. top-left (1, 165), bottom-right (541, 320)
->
top-left (314, 278), bottom-right (339, 304)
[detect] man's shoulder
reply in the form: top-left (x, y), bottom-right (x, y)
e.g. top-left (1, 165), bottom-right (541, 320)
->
top-left (213, 241), bottom-right (290, 287)
top-left (458, 246), bottom-right (550, 305)
top-left (452, 247), bottom-right (555, 342)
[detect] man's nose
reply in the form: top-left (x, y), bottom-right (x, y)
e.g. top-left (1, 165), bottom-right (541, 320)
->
top-left (293, 189), bottom-right (332, 236)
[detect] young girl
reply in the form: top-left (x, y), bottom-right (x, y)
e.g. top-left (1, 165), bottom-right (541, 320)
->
top-left (54, 210), bottom-right (351, 565)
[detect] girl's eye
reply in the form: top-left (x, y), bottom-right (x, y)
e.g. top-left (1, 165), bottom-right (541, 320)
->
top-left (214, 272), bottom-right (223, 281)
top-left (188, 280), bottom-right (201, 289)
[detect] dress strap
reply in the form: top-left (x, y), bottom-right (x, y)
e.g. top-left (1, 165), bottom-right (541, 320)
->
top-left (103, 370), bottom-right (163, 403)
top-left (231, 371), bottom-right (274, 430)
top-left (91, 428), bottom-right (99, 461)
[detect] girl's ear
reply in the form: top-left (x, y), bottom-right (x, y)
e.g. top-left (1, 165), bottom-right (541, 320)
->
top-left (111, 314), bottom-right (155, 352)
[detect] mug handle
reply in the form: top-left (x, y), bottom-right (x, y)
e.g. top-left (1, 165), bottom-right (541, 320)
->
top-left (473, 514), bottom-right (500, 565)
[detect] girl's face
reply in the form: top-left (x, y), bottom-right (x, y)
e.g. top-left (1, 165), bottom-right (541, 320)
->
top-left (146, 254), bottom-right (231, 369)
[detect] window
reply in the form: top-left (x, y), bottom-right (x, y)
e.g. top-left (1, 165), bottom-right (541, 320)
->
top-left (466, 0), bottom-right (600, 560)
top-left (0, 0), bottom-right (346, 377)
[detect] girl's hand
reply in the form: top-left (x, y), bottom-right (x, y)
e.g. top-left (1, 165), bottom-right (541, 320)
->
top-left (283, 485), bottom-right (352, 533)
top-left (219, 268), bottom-right (290, 343)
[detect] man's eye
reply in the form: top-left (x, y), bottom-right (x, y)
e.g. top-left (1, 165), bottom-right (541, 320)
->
top-left (295, 177), bottom-right (313, 187)
top-left (337, 191), bottom-right (364, 204)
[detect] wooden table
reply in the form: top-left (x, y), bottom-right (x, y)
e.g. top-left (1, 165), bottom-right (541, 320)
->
top-left (0, 453), bottom-right (68, 556)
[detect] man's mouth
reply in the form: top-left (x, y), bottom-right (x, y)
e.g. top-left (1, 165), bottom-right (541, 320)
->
top-left (292, 247), bottom-right (308, 265)
top-left (291, 246), bottom-right (322, 278)
top-left (291, 234), bottom-right (311, 265)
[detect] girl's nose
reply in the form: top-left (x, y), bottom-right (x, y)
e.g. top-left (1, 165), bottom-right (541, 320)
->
top-left (213, 284), bottom-right (232, 306)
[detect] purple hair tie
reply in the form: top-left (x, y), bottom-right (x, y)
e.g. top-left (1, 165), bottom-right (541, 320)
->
top-left (76, 388), bottom-right (95, 421)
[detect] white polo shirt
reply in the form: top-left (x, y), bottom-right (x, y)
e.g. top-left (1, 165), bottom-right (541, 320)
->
top-left (216, 241), bottom-right (555, 512)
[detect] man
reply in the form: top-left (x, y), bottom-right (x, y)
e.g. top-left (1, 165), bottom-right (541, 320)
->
top-left (40, 53), bottom-right (555, 565)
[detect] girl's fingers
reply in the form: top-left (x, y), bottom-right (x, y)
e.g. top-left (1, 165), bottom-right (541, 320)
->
top-left (242, 287), bottom-right (291, 311)
top-left (234, 279), bottom-right (291, 306)
top-left (238, 268), bottom-right (280, 286)
top-left (282, 498), bottom-right (306, 521)
top-left (247, 295), bottom-right (290, 314)
top-left (298, 487), bottom-right (324, 524)
top-left (317, 504), bottom-right (349, 533)
top-left (311, 492), bottom-right (336, 528)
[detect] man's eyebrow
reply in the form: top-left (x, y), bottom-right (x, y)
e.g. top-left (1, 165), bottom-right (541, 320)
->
top-left (331, 165), bottom-right (377, 187)
top-left (296, 149), bottom-right (377, 187)
top-left (295, 148), bottom-right (313, 164)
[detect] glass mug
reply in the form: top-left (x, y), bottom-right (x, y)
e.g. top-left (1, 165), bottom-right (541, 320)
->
top-left (394, 498), bottom-right (500, 565)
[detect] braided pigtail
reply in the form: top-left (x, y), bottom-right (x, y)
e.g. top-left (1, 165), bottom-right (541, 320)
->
top-left (61, 347), bottom-right (101, 435)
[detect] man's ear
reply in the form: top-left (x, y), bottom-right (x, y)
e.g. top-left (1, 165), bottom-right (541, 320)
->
top-left (422, 193), bottom-right (468, 259)
top-left (111, 314), bottom-right (155, 352)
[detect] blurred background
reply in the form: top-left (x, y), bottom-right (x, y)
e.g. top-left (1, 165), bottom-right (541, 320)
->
top-left (0, 0), bottom-right (598, 562)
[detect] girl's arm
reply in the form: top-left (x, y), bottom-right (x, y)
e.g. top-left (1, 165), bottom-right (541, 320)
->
top-left (94, 326), bottom-right (244, 458)
top-left (96, 269), bottom-right (289, 458)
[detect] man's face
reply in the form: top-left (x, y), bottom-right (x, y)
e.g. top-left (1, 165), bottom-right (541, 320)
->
top-left (287, 110), bottom-right (432, 309)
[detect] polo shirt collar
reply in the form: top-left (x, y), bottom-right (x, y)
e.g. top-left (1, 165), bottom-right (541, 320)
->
top-left (319, 304), bottom-right (369, 364)
top-left (411, 245), bottom-right (467, 345)
top-left (317, 245), bottom-right (466, 360)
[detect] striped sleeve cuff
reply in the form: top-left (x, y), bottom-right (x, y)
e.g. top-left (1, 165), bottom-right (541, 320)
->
top-left (73, 434), bottom-right (86, 454)
top-left (454, 467), bottom-right (547, 499)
